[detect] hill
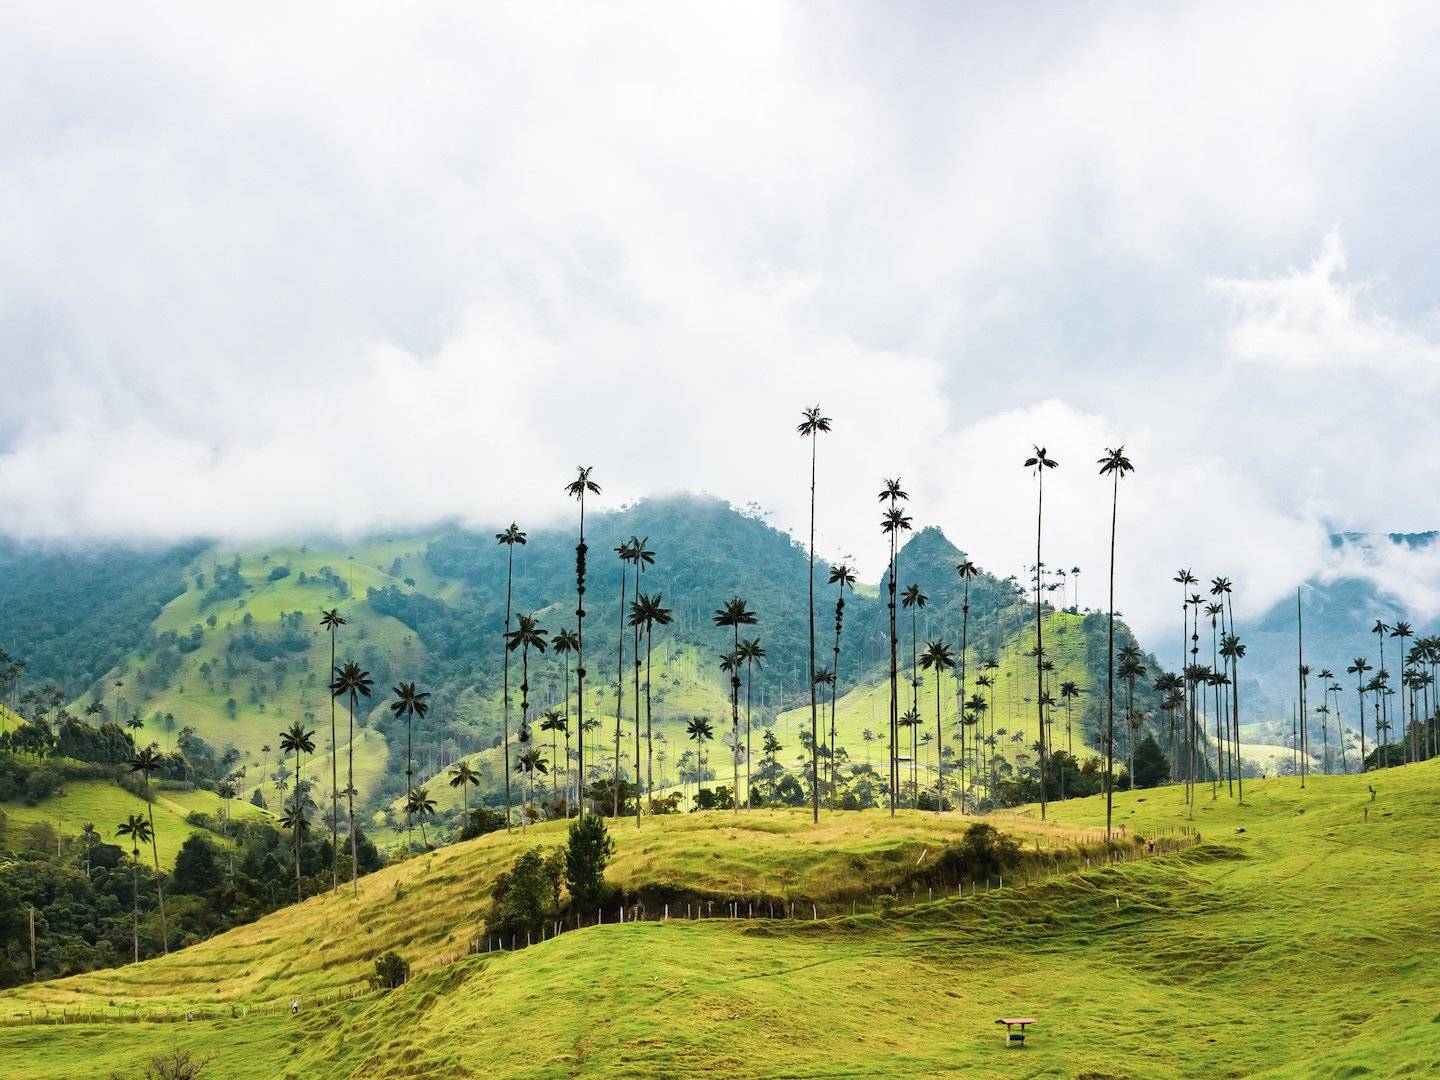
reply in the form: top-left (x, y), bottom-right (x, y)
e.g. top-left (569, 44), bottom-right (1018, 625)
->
top-left (1, 761), bottom-right (1437, 1076)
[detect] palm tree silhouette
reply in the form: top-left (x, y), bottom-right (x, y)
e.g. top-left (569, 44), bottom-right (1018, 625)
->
top-left (902, 584), bottom-right (927, 763)
top-left (516, 749), bottom-right (548, 825)
top-left (328, 660), bottom-right (372, 892)
top-left (624, 538), bottom-right (654, 827)
top-left (565, 466), bottom-right (601, 815)
top-left (496, 522), bottom-right (527, 831)
top-left (611, 538), bottom-right (639, 817)
top-left (879, 485), bottom-right (911, 815)
top-left (919, 639), bottom-right (956, 812)
top-left (1024, 445), bottom-right (1058, 820)
top-left (319, 608), bottom-right (347, 892)
top-left (127, 746), bottom-right (168, 953)
top-left (116, 813), bottom-right (152, 962)
top-left (389, 683), bottom-right (431, 849)
top-left (405, 787), bottom-right (437, 847)
top-left (713, 597), bottom-right (757, 815)
top-left (449, 760), bottom-right (480, 819)
top-left (505, 612), bottom-right (549, 814)
top-left (1117, 647), bottom-right (1146, 790)
top-left (1220, 632), bottom-right (1246, 800)
top-left (1390, 621), bottom-right (1413, 759)
top-left (1097, 445), bottom-right (1133, 836)
top-left (738, 637), bottom-right (766, 807)
top-left (552, 627), bottom-right (579, 813)
top-left (797, 405), bottom-right (832, 824)
top-left (827, 563), bottom-right (856, 792)
top-left (539, 710), bottom-right (565, 805)
top-left (1058, 680), bottom-right (1082, 800)
top-left (686, 715), bottom-right (715, 804)
top-left (279, 721), bottom-right (316, 901)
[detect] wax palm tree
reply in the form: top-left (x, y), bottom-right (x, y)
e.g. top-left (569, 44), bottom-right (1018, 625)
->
top-left (919, 639), bottom-right (956, 812)
top-left (1219, 634), bottom-right (1245, 799)
top-left (565, 466), bottom-right (601, 814)
top-left (127, 746), bottom-right (167, 953)
top-left (1371, 620), bottom-right (1391, 763)
top-left (1058, 680), bottom-right (1082, 800)
top-left (898, 707), bottom-right (921, 800)
top-left (610, 539), bottom-right (638, 816)
top-left (405, 787), bottom-right (437, 846)
top-left (328, 660), bottom-right (372, 892)
top-left (686, 715), bottom-right (715, 803)
top-left (902, 584), bottom-right (927, 747)
top-left (797, 405), bottom-right (832, 824)
top-left (738, 637), bottom-right (766, 807)
top-left (317, 608), bottom-right (347, 890)
top-left (1024, 445), bottom-right (1058, 820)
top-left (955, 559), bottom-right (979, 764)
top-left (625, 538), bottom-right (654, 825)
top-left (1391, 622), bottom-right (1413, 759)
top-left (496, 523), bottom-right (528, 830)
top-left (514, 749), bottom-right (547, 826)
top-left (552, 628), bottom-right (579, 813)
top-left (635, 596), bottom-right (671, 809)
top-left (539, 710), bottom-right (565, 804)
top-left (1095, 445), bottom-right (1134, 833)
top-left (827, 562), bottom-right (856, 793)
top-left (965, 691), bottom-right (988, 808)
top-left (879, 485), bottom-right (911, 815)
top-left (279, 721), bottom-right (316, 900)
top-left (389, 683), bottom-right (431, 849)
top-left (448, 760), bottom-right (480, 820)
top-left (116, 814), bottom-right (152, 962)
top-left (1117, 649), bottom-right (1146, 789)
top-left (719, 649), bottom-right (744, 806)
top-left (713, 597), bottom-right (757, 816)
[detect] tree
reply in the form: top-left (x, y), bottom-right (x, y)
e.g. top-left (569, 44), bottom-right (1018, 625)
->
top-left (1024, 445), bottom-right (1059, 821)
top-left (504, 613), bottom-right (548, 780)
top-left (565, 466), bottom-right (601, 815)
top-left (797, 405), bottom-right (832, 823)
top-left (879, 480), bottom-right (911, 815)
top-left (489, 848), bottom-right (564, 941)
top-left (713, 598), bottom-right (757, 816)
top-left (1097, 445), bottom-right (1133, 836)
top-left (901, 585), bottom-right (928, 793)
top-left (127, 746), bottom-right (167, 953)
top-left (1348, 657), bottom-right (1373, 771)
top-left (319, 607), bottom-right (347, 892)
top-left (449, 761), bottom-right (480, 818)
top-left (1130, 732), bottom-right (1171, 788)
top-left (496, 522), bottom-right (527, 831)
top-left (686, 715), bottom-right (715, 802)
top-left (552, 628), bottom-right (580, 815)
top-left (328, 660), bottom-right (373, 893)
top-left (1391, 621), bottom-right (1414, 760)
top-left (1220, 633), bottom-right (1246, 798)
top-left (1117, 648), bottom-right (1146, 790)
top-left (538, 710), bottom-right (566, 804)
top-left (565, 813), bottom-right (616, 914)
top-left (919, 638), bottom-right (956, 812)
top-left (404, 787), bottom-right (437, 848)
top-left (611, 538), bottom-right (638, 817)
top-left (516, 749), bottom-right (548, 827)
top-left (827, 563), bottom-right (856, 791)
top-left (278, 721), bottom-right (316, 901)
top-left (737, 636), bottom-right (765, 808)
top-left (389, 683), bottom-right (431, 850)
top-left (116, 813), bottom-right (152, 962)
top-left (623, 538), bottom-right (654, 828)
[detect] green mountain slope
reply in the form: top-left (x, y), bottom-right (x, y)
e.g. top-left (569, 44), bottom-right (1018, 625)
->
top-left (2, 759), bottom-right (1437, 1078)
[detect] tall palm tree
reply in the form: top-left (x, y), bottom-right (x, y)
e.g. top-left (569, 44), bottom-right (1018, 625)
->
top-left (539, 710), bottom-right (565, 804)
top-left (1371, 620), bottom-right (1391, 766)
top-left (919, 638), bottom-right (956, 812)
top-left (1024, 445), bottom-right (1058, 820)
top-left (496, 522), bottom-right (527, 831)
top-left (319, 608), bottom-right (347, 892)
top-left (827, 563), bottom-right (856, 793)
top-left (902, 584), bottom-right (927, 760)
top-left (624, 538), bottom-right (654, 826)
top-left (1097, 446), bottom-right (1134, 837)
top-left (516, 749), bottom-right (548, 824)
top-left (965, 691), bottom-right (988, 810)
top-left (686, 715), bottom-right (715, 803)
top-left (565, 466), bottom-right (601, 814)
top-left (955, 559), bottom-right (979, 765)
top-left (116, 814), bottom-right (152, 962)
top-left (552, 628), bottom-right (579, 813)
top-left (630, 596), bottom-right (670, 810)
top-left (405, 787), bottom-right (437, 846)
top-left (449, 760), bottom-right (479, 819)
top-left (611, 539), bottom-right (638, 816)
top-left (879, 482), bottom-right (911, 815)
top-left (1058, 680), bottom-right (1082, 800)
top-left (1117, 648), bottom-right (1146, 789)
top-left (1218, 637), bottom-right (1245, 799)
top-left (389, 682), bottom-right (431, 849)
top-left (505, 613), bottom-right (549, 814)
top-left (738, 637), bottom-right (766, 807)
top-left (127, 746), bottom-right (167, 953)
top-left (328, 660), bottom-right (372, 892)
top-left (899, 707), bottom-right (921, 800)
top-left (719, 649), bottom-right (744, 806)
top-left (713, 597), bottom-right (757, 815)
top-left (797, 406), bottom-right (832, 824)
top-left (278, 721), bottom-right (316, 901)
top-left (1391, 621), bottom-right (1413, 758)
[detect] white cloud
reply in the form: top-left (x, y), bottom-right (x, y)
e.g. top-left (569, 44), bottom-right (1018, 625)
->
top-left (2, 2), bottom-right (1440, 641)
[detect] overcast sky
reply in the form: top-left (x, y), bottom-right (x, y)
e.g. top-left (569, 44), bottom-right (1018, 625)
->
top-left (3, 2), bottom-right (1439, 636)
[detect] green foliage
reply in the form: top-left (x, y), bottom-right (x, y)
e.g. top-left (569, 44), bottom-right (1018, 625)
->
top-left (1130, 732), bottom-right (1171, 788)
top-left (171, 835), bottom-right (222, 895)
top-left (564, 814), bottom-right (615, 913)
top-left (458, 806), bottom-right (508, 840)
top-left (487, 848), bottom-right (564, 940)
top-left (370, 951), bottom-right (409, 990)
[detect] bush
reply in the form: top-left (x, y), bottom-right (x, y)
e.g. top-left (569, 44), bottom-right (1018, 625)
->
top-left (371, 951), bottom-right (409, 990)
top-left (458, 806), bottom-right (507, 840)
top-left (930, 823), bottom-right (1021, 883)
top-left (488, 848), bottom-right (565, 940)
top-left (565, 814), bottom-right (615, 913)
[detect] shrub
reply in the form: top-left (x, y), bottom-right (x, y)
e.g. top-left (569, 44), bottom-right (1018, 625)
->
top-left (488, 848), bottom-right (565, 940)
top-left (371, 951), bottom-right (410, 990)
top-left (459, 806), bottom-right (507, 840)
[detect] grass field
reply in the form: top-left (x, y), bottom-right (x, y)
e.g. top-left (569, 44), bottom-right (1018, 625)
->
top-left (1, 778), bottom-right (268, 868)
top-left (2, 757), bottom-right (1437, 1078)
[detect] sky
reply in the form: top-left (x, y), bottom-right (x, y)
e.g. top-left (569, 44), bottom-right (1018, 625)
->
top-left (2, 1), bottom-right (1440, 638)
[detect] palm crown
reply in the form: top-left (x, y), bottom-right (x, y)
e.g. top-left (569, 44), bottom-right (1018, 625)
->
top-left (797, 405), bottom-right (832, 437)
top-left (1097, 445), bottom-right (1133, 477)
top-left (565, 466), bottom-right (601, 500)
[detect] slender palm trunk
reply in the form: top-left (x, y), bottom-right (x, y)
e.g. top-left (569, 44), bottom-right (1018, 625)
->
top-left (576, 495), bottom-right (588, 815)
top-left (143, 777), bottom-right (168, 954)
top-left (1104, 471), bottom-right (1116, 839)
top-left (131, 857), bottom-right (140, 963)
top-left (958, 579), bottom-right (970, 811)
top-left (1035, 473), bottom-right (1048, 820)
top-left (745, 657), bottom-right (754, 809)
top-left (934, 666), bottom-right (944, 813)
top-left (503, 546), bottom-right (515, 830)
top-left (293, 747), bottom-right (303, 902)
top-left (522, 644), bottom-right (531, 833)
top-left (614, 567), bottom-right (627, 817)
top-left (807, 433), bottom-right (819, 823)
top-left (347, 691), bottom-right (359, 894)
top-left (645, 624), bottom-right (655, 809)
top-left (405, 714), bottom-right (413, 848)
top-left (1297, 590), bottom-right (1306, 788)
top-left (328, 629), bottom-right (339, 892)
top-left (731, 625), bottom-right (740, 815)
top-left (888, 528), bottom-right (899, 816)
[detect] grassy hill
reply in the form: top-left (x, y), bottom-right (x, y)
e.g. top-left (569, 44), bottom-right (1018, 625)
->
top-left (2, 760), bottom-right (1437, 1077)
